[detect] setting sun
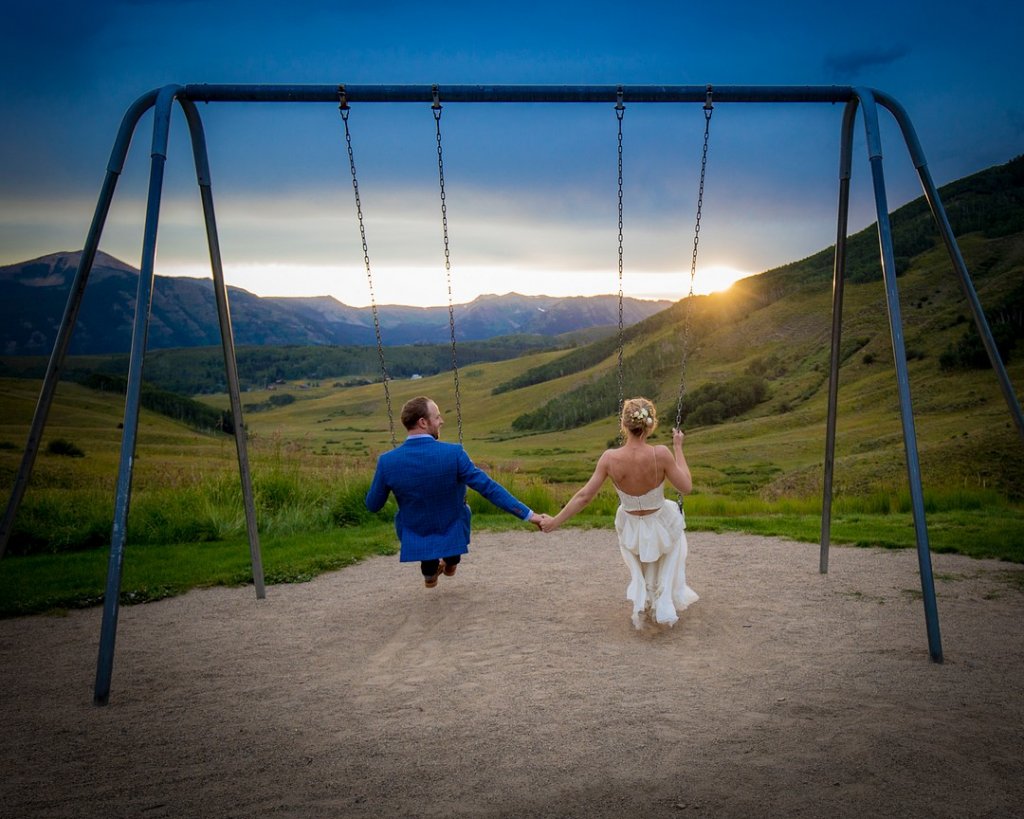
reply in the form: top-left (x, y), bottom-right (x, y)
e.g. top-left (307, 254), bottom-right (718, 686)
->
top-left (693, 265), bottom-right (754, 296)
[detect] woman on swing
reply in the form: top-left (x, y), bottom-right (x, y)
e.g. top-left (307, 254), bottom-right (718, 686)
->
top-left (541, 397), bottom-right (699, 628)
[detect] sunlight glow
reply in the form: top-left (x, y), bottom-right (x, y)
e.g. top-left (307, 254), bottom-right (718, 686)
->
top-left (692, 265), bottom-right (754, 296)
top-left (160, 261), bottom-right (756, 306)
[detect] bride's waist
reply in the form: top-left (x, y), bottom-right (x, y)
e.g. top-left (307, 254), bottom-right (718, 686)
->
top-left (618, 499), bottom-right (671, 516)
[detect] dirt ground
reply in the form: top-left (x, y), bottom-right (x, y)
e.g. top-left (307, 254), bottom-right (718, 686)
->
top-left (1, 530), bottom-right (1023, 818)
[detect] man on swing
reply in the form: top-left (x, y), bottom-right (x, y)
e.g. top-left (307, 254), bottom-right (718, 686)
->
top-left (366, 396), bottom-right (546, 587)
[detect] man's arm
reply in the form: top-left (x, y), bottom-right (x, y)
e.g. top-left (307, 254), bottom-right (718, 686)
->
top-left (457, 449), bottom-right (532, 520)
top-left (365, 459), bottom-right (391, 513)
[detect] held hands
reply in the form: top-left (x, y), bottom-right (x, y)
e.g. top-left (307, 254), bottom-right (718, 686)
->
top-left (529, 512), bottom-right (552, 530)
top-left (528, 512), bottom-right (558, 532)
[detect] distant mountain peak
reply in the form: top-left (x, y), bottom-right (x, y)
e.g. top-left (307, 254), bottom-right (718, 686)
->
top-left (0, 251), bottom-right (672, 355)
top-left (0, 249), bottom-right (138, 287)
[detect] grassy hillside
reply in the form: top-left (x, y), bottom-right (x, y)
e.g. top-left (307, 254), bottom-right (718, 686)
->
top-left (2, 157), bottom-right (1024, 611)
top-left (205, 242), bottom-right (1023, 502)
top-left (0, 332), bottom-right (594, 395)
top-left (8, 158), bottom-right (1019, 504)
top-left (231, 253), bottom-right (1020, 493)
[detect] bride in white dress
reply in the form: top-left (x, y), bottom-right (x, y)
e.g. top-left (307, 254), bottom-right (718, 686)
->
top-left (541, 397), bottom-right (698, 628)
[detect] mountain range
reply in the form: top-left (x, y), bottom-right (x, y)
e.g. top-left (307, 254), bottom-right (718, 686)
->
top-left (0, 252), bottom-right (670, 356)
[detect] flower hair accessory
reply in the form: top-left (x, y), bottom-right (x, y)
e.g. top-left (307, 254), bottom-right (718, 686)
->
top-left (630, 407), bottom-right (654, 426)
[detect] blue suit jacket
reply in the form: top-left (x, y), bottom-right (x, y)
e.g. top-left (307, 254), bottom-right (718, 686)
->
top-left (365, 436), bottom-right (531, 562)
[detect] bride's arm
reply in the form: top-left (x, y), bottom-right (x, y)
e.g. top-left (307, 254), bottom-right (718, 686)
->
top-left (661, 429), bottom-right (693, 496)
top-left (541, 451), bottom-right (611, 532)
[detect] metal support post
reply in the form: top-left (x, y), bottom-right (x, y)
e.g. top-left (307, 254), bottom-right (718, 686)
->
top-left (820, 100), bottom-right (859, 574)
top-left (857, 89), bottom-right (943, 663)
top-left (94, 85), bottom-right (183, 705)
top-left (179, 99), bottom-right (265, 599)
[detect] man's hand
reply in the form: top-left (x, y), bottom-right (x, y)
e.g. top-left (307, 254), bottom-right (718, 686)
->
top-left (529, 512), bottom-right (551, 530)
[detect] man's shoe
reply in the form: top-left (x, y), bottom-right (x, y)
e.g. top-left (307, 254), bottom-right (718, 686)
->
top-left (425, 561), bottom-right (444, 588)
top-left (443, 562), bottom-right (457, 577)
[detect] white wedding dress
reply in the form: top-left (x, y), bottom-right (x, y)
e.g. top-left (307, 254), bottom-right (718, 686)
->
top-left (614, 483), bottom-right (699, 628)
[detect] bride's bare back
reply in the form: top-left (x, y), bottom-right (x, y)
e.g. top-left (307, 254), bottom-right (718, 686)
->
top-left (541, 398), bottom-right (691, 532)
top-left (603, 430), bottom-right (691, 498)
top-left (604, 442), bottom-right (663, 496)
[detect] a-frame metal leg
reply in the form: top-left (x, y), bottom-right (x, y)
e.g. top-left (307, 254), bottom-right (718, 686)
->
top-left (179, 99), bottom-right (265, 599)
top-left (820, 100), bottom-right (858, 574)
top-left (858, 89), bottom-right (943, 663)
top-left (94, 86), bottom-right (182, 705)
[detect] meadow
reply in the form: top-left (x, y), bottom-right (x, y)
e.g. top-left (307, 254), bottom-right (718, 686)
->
top-left (4, 157), bottom-right (1024, 616)
top-left (2, 335), bottom-right (1022, 618)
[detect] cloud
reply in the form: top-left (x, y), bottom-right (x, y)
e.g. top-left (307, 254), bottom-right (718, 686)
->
top-left (823, 45), bottom-right (911, 80)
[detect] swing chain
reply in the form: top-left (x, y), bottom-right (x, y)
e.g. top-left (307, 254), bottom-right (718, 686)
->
top-left (338, 86), bottom-right (396, 447)
top-left (432, 89), bottom-right (464, 445)
top-left (615, 87), bottom-right (626, 437)
top-left (674, 85), bottom-right (713, 433)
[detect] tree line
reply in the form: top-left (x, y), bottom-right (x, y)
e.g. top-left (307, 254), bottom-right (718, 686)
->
top-left (82, 373), bottom-right (232, 434)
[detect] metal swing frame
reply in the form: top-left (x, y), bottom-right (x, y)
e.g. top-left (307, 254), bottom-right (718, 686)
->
top-left (2, 84), bottom-right (1022, 705)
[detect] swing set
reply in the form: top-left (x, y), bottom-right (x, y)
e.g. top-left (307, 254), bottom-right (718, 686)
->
top-left (2, 84), bottom-right (1022, 706)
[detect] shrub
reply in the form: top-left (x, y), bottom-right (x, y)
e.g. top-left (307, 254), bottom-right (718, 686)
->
top-left (82, 373), bottom-right (229, 433)
top-left (745, 354), bottom-right (787, 379)
top-left (254, 468), bottom-right (305, 516)
top-left (329, 479), bottom-right (392, 526)
top-left (688, 399), bottom-right (726, 427)
top-left (244, 393), bottom-right (297, 413)
top-left (680, 376), bottom-right (769, 427)
top-left (940, 321), bottom-right (1018, 370)
top-left (6, 489), bottom-right (111, 554)
top-left (46, 438), bottom-right (85, 458)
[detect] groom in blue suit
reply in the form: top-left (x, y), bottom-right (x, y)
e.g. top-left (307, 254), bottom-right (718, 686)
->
top-left (366, 396), bottom-right (545, 587)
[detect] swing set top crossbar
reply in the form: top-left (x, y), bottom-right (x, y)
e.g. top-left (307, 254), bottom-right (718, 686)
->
top-left (182, 83), bottom-right (857, 105)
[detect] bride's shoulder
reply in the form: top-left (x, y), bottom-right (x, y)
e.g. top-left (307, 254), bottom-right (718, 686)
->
top-left (651, 443), bottom-right (673, 460)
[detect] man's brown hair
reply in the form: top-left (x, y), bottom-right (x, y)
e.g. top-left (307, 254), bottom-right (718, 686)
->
top-left (400, 396), bottom-right (433, 430)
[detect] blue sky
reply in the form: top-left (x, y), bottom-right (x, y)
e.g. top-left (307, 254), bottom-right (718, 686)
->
top-left (1, 0), bottom-right (1021, 306)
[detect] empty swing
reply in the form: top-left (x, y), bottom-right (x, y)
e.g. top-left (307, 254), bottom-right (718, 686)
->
top-left (337, 85), bottom-right (465, 447)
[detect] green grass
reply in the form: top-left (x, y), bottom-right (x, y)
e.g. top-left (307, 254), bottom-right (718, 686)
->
top-left (3, 253), bottom-right (1024, 619)
top-left (5, 501), bottom-right (1021, 619)
top-left (3, 375), bottom-right (1022, 618)
top-left (0, 525), bottom-right (399, 618)
top-left (689, 510), bottom-right (1024, 562)
top-left (544, 503), bottom-right (1024, 564)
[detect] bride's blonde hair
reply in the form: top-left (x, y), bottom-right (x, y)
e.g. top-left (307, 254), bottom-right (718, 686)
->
top-left (621, 397), bottom-right (658, 437)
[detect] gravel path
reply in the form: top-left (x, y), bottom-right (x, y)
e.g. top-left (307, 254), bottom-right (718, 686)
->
top-left (2, 531), bottom-right (1022, 817)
